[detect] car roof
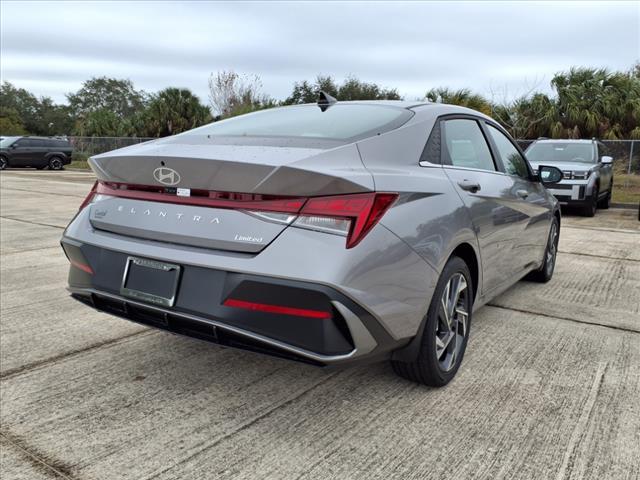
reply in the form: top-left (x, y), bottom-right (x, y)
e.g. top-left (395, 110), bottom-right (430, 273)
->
top-left (295, 100), bottom-right (430, 109)
top-left (533, 139), bottom-right (596, 144)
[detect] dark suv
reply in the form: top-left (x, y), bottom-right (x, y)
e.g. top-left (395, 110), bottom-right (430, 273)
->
top-left (0, 136), bottom-right (73, 170)
top-left (525, 139), bottom-right (613, 216)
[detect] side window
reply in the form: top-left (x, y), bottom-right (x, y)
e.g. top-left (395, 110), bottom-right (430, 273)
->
top-left (442, 119), bottom-right (496, 171)
top-left (16, 139), bottom-right (34, 147)
top-left (34, 139), bottom-right (49, 148)
top-left (486, 124), bottom-right (530, 179)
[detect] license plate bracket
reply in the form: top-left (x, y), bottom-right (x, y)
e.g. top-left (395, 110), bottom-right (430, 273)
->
top-left (121, 257), bottom-right (181, 307)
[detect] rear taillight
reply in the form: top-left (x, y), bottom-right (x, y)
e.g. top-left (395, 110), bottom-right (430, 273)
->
top-left (295, 193), bottom-right (398, 248)
top-left (84, 181), bottom-right (397, 249)
top-left (78, 181), bottom-right (98, 211)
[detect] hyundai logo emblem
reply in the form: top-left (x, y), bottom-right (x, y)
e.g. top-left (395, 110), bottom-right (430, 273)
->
top-left (153, 167), bottom-right (181, 186)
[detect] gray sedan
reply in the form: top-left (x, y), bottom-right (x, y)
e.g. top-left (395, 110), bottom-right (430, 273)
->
top-left (61, 96), bottom-right (563, 386)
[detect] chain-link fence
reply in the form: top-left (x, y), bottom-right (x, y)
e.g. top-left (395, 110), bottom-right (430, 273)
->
top-left (67, 136), bottom-right (639, 174)
top-left (69, 136), bottom-right (156, 157)
top-left (517, 139), bottom-right (639, 175)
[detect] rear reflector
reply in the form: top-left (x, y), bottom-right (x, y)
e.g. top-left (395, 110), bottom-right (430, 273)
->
top-left (70, 259), bottom-right (94, 274)
top-left (223, 298), bottom-right (332, 319)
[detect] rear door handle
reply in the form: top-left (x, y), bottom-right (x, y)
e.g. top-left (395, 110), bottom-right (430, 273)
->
top-left (516, 189), bottom-right (529, 199)
top-left (458, 180), bottom-right (481, 193)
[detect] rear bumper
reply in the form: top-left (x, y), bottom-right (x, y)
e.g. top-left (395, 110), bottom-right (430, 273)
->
top-left (61, 238), bottom-right (404, 366)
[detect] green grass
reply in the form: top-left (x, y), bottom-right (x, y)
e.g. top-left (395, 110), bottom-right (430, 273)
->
top-left (612, 174), bottom-right (640, 204)
top-left (67, 159), bottom-right (91, 170)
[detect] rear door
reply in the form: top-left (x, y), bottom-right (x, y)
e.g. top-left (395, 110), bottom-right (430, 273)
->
top-left (483, 122), bottom-right (550, 272)
top-left (32, 139), bottom-right (50, 167)
top-left (439, 117), bottom-right (532, 296)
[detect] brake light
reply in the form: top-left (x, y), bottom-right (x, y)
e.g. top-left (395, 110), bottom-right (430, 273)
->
top-left (78, 181), bottom-right (98, 211)
top-left (223, 298), bottom-right (332, 319)
top-left (296, 192), bottom-right (398, 248)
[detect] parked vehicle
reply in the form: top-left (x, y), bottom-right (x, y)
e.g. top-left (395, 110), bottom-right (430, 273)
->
top-left (525, 139), bottom-right (613, 216)
top-left (61, 97), bottom-right (563, 387)
top-left (0, 136), bottom-right (73, 170)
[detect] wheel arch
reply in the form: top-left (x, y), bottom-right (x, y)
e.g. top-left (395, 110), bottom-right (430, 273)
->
top-left (392, 241), bottom-right (479, 364)
top-left (449, 242), bottom-right (479, 302)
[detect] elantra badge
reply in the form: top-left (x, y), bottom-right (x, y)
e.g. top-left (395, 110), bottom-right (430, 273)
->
top-left (153, 167), bottom-right (181, 186)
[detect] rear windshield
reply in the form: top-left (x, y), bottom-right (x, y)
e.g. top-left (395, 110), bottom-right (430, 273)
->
top-left (187, 104), bottom-right (412, 141)
top-left (526, 142), bottom-right (595, 164)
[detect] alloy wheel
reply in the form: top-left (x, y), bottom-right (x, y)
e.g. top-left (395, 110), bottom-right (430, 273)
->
top-left (50, 158), bottom-right (63, 170)
top-left (0, 157), bottom-right (6, 170)
top-left (545, 221), bottom-right (558, 276)
top-left (436, 273), bottom-right (469, 372)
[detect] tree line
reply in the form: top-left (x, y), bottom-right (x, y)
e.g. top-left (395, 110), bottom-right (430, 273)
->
top-left (1, 64), bottom-right (638, 140)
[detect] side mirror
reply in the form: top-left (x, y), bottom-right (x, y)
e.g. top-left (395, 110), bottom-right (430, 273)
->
top-left (601, 156), bottom-right (613, 164)
top-left (538, 165), bottom-right (563, 185)
top-left (10, 144), bottom-right (18, 149)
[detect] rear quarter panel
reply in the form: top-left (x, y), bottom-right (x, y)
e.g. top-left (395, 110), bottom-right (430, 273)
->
top-left (356, 119), bottom-right (480, 276)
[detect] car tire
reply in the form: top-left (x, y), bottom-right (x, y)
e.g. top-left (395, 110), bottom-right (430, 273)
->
top-left (0, 156), bottom-right (7, 170)
top-left (391, 256), bottom-right (472, 387)
top-left (582, 185), bottom-right (598, 217)
top-left (527, 217), bottom-right (559, 283)
top-left (48, 156), bottom-right (64, 170)
top-left (598, 183), bottom-right (612, 209)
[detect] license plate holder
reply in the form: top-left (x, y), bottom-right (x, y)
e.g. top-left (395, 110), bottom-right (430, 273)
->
top-left (121, 257), bottom-right (181, 307)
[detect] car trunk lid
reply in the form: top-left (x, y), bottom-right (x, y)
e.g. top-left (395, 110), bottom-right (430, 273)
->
top-left (86, 135), bottom-right (375, 253)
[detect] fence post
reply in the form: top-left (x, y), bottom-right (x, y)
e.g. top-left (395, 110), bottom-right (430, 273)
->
top-left (628, 140), bottom-right (635, 176)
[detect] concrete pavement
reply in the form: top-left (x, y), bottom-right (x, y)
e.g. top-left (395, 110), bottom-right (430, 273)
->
top-left (1, 169), bottom-right (638, 479)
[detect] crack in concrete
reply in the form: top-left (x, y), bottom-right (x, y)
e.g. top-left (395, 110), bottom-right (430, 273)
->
top-left (0, 431), bottom-right (79, 480)
top-left (142, 372), bottom-right (341, 480)
top-left (558, 250), bottom-right (640, 263)
top-left (0, 215), bottom-right (65, 230)
top-left (563, 225), bottom-right (640, 235)
top-left (487, 304), bottom-right (640, 335)
top-left (554, 362), bottom-right (608, 480)
top-left (0, 330), bottom-right (152, 381)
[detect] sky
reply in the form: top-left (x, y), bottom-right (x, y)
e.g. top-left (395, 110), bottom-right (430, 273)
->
top-left (1, 1), bottom-right (639, 105)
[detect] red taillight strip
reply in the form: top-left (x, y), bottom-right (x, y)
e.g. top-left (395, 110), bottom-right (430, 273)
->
top-left (70, 259), bottom-right (94, 274)
top-left (78, 181), bottom-right (98, 211)
top-left (95, 182), bottom-right (306, 213)
top-left (223, 298), bottom-right (332, 319)
top-left (85, 181), bottom-right (397, 249)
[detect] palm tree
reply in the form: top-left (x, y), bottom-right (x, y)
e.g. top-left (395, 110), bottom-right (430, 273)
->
top-left (425, 88), bottom-right (492, 116)
top-left (143, 88), bottom-right (212, 137)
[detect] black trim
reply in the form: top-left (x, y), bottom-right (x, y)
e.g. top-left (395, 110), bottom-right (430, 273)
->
top-left (61, 239), bottom-right (397, 362)
top-left (419, 118), bottom-right (442, 164)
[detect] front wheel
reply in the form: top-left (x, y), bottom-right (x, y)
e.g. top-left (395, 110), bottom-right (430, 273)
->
top-left (0, 156), bottom-right (7, 170)
top-left (392, 256), bottom-right (472, 387)
top-left (598, 183), bottom-right (612, 209)
top-left (527, 217), bottom-right (559, 283)
top-left (582, 185), bottom-right (598, 217)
